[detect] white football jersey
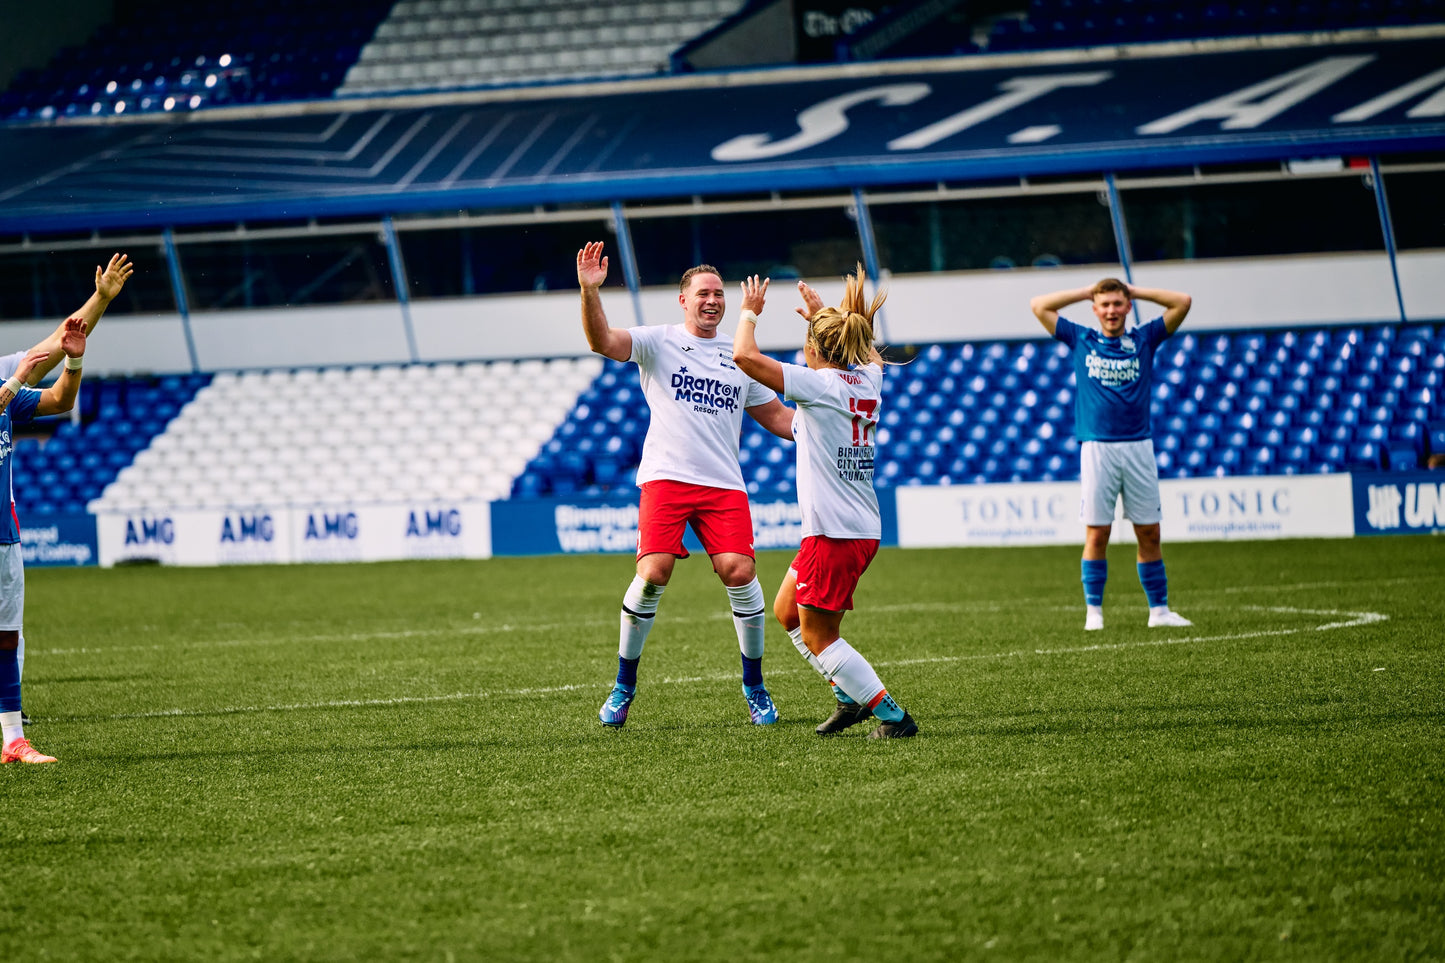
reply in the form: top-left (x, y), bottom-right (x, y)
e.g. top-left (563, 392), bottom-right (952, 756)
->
top-left (630, 324), bottom-right (777, 491)
top-left (782, 361), bottom-right (883, 539)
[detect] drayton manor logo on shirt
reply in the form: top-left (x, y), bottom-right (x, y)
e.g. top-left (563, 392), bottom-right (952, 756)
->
top-left (1085, 352), bottom-right (1141, 387)
top-left (672, 366), bottom-right (741, 414)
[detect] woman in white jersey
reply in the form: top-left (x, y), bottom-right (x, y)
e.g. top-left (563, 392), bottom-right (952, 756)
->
top-left (732, 267), bottom-right (916, 739)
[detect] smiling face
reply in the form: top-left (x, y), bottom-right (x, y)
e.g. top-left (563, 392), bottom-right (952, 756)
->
top-left (1092, 289), bottom-right (1131, 338)
top-left (680, 271), bottom-right (725, 338)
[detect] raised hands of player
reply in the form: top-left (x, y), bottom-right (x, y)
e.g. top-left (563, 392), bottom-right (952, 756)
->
top-left (795, 279), bottom-right (824, 320)
top-left (740, 275), bottom-right (768, 316)
top-left (12, 347), bottom-right (55, 388)
top-left (59, 316), bottom-right (88, 361)
top-left (577, 241), bottom-right (609, 289)
top-left (95, 253), bottom-right (134, 301)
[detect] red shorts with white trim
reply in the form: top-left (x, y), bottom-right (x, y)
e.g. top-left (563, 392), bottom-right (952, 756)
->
top-left (637, 480), bottom-right (754, 560)
top-left (789, 535), bottom-right (879, 612)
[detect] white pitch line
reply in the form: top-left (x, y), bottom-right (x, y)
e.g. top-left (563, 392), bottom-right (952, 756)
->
top-left (49, 606), bottom-right (1388, 724)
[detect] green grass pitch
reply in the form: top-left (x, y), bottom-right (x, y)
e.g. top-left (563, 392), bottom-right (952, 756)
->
top-left (3, 536), bottom-right (1442, 961)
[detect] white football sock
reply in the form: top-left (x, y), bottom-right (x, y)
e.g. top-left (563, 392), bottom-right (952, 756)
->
top-left (787, 626), bottom-right (827, 677)
top-left (726, 578), bottom-right (766, 660)
top-left (619, 576), bottom-right (665, 660)
top-left (1, 711), bottom-right (22, 746)
top-left (816, 638), bottom-right (886, 708)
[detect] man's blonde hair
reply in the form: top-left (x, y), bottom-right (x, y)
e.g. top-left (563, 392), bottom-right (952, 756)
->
top-left (1091, 278), bottom-right (1130, 299)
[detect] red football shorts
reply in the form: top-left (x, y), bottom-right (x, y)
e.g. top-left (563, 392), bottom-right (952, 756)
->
top-left (789, 535), bottom-right (879, 612)
top-left (637, 480), bottom-right (755, 560)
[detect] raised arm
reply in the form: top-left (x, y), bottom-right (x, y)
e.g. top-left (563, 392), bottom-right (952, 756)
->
top-left (732, 275), bottom-right (784, 393)
top-left (4, 319), bottom-right (86, 417)
top-left (577, 241), bottom-right (633, 363)
top-left (1128, 283), bottom-right (1193, 335)
top-left (25, 253), bottom-right (131, 386)
top-left (1028, 284), bottom-right (1093, 337)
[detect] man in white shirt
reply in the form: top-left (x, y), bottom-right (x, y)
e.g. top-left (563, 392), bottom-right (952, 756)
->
top-left (577, 241), bottom-right (795, 728)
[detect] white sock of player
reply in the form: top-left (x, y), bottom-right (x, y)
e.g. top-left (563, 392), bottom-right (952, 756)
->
top-left (816, 639), bottom-right (887, 708)
top-left (788, 626), bottom-right (854, 703)
top-left (619, 576), bottom-right (665, 661)
top-left (1, 711), bottom-right (22, 746)
top-left (727, 579), bottom-right (766, 661)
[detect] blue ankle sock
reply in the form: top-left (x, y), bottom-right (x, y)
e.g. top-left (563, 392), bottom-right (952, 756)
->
top-left (832, 682), bottom-right (856, 705)
top-left (0, 647), bottom-right (19, 714)
top-left (871, 692), bottom-right (905, 723)
top-left (741, 654), bottom-right (763, 688)
top-left (616, 656), bottom-right (639, 688)
top-left (1082, 559), bottom-right (1107, 607)
top-left (1138, 559), bottom-right (1168, 608)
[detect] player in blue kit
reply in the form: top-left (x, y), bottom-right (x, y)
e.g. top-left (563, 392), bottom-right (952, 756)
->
top-left (1030, 278), bottom-right (1194, 631)
top-left (0, 318), bottom-right (90, 764)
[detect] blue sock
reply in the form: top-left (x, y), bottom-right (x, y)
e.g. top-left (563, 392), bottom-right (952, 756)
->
top-left (741, 654), bottom-right (763, 688)
top-left (616, 656), bottom-right (639, 689)
top-left (1138, 559), bottom-right (1168, 608)
top-left (871, 692), bottom-right (905, 723)
top-left (1082, 559), bottom-right (1107, 607)
top-left (0, 647), bottom-right (19, 714)
top-left (831, 682), bottom-right (856, 705)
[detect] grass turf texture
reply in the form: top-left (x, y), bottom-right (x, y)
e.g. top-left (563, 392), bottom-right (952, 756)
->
top-left (3, 537), bottom-right (1442, 961)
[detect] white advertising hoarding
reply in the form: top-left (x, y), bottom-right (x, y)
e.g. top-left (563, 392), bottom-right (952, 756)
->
top-left (96, 501), bottom-right (492, 567)
top-left (896, 474), bottom-right (1355, 548)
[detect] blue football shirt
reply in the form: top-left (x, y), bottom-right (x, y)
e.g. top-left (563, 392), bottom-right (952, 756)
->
top-left (0, 351), bottom-right (43, 544)
top-left (1054, 316), bottom-right (1169, 442)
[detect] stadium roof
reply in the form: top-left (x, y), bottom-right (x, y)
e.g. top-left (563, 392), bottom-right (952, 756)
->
top-left (1, 32), bottom-right (1443, 234)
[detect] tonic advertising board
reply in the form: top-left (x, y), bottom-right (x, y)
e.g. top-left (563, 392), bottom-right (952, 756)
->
top-left (896, 474), bottom-right (1355, 547)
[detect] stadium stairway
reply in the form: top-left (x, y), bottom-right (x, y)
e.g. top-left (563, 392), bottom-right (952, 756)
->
top-left (337, 0), bottom-right (747, 95)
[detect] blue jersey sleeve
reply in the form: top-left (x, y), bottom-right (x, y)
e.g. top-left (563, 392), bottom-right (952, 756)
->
top-left (9, 386), bottom-right (41, 426)
top-left (1140, 316), bottom-right (1169, 348)
top-left (1053, 317), bottom-right (1080, 347)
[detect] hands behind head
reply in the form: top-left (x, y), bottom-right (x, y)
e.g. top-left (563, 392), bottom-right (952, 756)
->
top-left (795, 279), bottom-right (824, 320)
top-left (95, 253), bottom-right (133, 301)
top-left (740, 275), bottom-right (768, 315)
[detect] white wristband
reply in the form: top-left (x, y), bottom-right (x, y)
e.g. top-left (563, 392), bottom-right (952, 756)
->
top-left (739, 309), bottom-right (759, 325)
top-left (64, 355), bottom-right (84, 370)
top-left (2, 378), bottom-right (21, 396)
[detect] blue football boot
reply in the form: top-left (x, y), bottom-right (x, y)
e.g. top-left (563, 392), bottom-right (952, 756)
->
top-left (599, 684), bottom-right (636, 728)
top-left (743, 683), bottom-right (778, 725)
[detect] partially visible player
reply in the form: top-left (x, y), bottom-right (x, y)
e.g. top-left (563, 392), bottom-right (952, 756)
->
top-left (576, 241), bottom-right (795, 728)
top-left (7, 252), bottom-right (133, 726)
top-left (1, 318), bottom-right (90, 764)
top-left (732, 266), bottom-right (916, 738)
top-left (1029, 278), bottom-right (1193, 631)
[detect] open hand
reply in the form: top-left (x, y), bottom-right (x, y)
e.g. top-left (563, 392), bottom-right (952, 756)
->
top-left (740, 275), bottom-right (768, 315)
top-left (577, 241), bottom-right (608, 289)
top-left (60, 316), bottom-right (87, 360)
top-left (795, 279), bottom-right (824, 320)
top-left (95, 253), bottom-right (133, 301)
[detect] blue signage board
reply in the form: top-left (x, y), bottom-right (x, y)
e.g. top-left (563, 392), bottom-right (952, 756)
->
top-left (490, 492), bottom-right (897, 557)
top-left (2, 35), bottom-right (1443, 232)
top-left (21, 514), bottom-right (99, 567)
top-left (1352, 471), bottom-right (1445, 536)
